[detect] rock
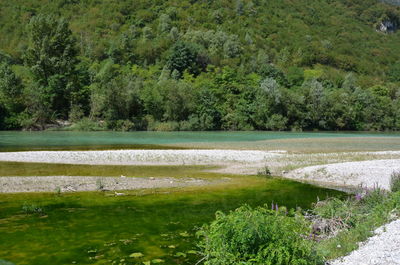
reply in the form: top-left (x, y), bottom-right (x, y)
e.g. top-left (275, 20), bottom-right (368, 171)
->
top-left (63, 185), bottom-right (76, 192)
top-left (377, 20), bottom-right (398, 33)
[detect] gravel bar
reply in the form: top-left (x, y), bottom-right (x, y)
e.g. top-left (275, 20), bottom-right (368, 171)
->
top-left (0, 176), bottom-right (220, 193)
top-left (330, 219), bottom-right (400, 265)
top-left (0, 149), bottom-right (284, 165)
top-left (287, 159), bottom-right (400, 190)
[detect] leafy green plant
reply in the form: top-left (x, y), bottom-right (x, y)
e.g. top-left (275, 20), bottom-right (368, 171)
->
top-left (390, 171), bottom-right (400, 192)
top-left (54, 186), bottom-right (61, 195)
top-left (22, 203), bottom-right (45, 215)
top-left (96, 179), bottom-right (104, 191)
top-left (317, 190), bottom-right (400, 260)
top-left (198, 188), bottom-right (400, 264)
top-left (67, 118), bottom-right (106, 131)
top-left (312, 198), bottom-right (358, 226)
top-left (197, 205), bottom-right (322, 265)
top-left (257, 166), bottom-right (272, 177)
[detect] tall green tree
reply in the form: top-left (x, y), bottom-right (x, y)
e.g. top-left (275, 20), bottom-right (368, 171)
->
top-left (24, 14), bottom-right (81, 126)
top-left (166, 41), bottom-right (207, 77)
top-left (0, 62), bottom-right (23, 128)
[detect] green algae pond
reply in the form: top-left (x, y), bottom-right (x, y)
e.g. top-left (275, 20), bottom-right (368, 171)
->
top-left (0, 177), bottom-right (344, 265)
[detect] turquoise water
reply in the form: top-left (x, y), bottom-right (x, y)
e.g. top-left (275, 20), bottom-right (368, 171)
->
top-left (1, 131), bottom-right (399, 151)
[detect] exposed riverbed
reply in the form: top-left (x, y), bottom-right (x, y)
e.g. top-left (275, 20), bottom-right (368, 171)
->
top-left (1, 131), bottom-right (399, 265)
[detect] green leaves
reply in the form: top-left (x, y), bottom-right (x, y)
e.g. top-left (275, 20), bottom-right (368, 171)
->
top-left (0, 62), bottom-right (24, 129)
top-left (166, 41), bottom-right (207, 77)
top-left (1, 0), bottom-right (400, 131)
top-left (23, 14), bottom-right (83, 125)
top-left (197, 205), bottom-right (322, 265)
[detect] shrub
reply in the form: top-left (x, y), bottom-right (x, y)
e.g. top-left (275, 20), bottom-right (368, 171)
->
top-left (54, 186), bottom-right (61, 195)
top-left (68, 104), bottom-right (85, 122)
top-left (266, 114), bottom-right (288, 131)
top-left (67, 118), bottom-right (105, 131)
top-left (96, 179), bottom-right (104, 191)
top-left (360, 186), bottom-right (388, 209)
top-left (316, 190), bottom-right (400, 260)
top-left (312, 187), bottom-right (388, 230)
top-left (149, 121), bottom-right (180, 131)
top-left (22, 203), bottom-right (45, 215)
top-left (311, 198), bottom-right (358, 235)
top-left (107, 119), bottom-right (135, 131)
top-left (257, 165), bottom-right (272, 177)
top-left (390, 171), bottom-right (400, 192)
top-left (197, 205), bottom-right (322, 265)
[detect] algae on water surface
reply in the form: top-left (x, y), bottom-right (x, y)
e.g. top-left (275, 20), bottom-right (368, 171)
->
top-left (0, 178), bottom-right (343, 265)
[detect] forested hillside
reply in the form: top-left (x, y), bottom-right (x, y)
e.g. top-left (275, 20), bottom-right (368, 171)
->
top-left (1, 0), bottom-right (400, 131)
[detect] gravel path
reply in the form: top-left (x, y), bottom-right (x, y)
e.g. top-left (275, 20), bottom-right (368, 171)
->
top-left (287, 159), bottom-right (400, 190)
top-left (330, 219), bottom-right (400, 265)
top-left (0, 176), bottom-right (221, 193)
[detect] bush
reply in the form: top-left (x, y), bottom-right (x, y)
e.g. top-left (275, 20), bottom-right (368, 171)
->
top-left (316, 190), bottom-right (400, 260)
top-left (312, 198), bottom-right (359, 230)
top-left (96, 179), bottom-right (104, 191)
top-left (197, 205), bottom-right (322, 265)
top-left (67, 118), bottom-right (106, 131)
top-left (257, 165), bottom-right (272, 177)
top-left (360, 186), bottom-right (388, 209)
top-left (148, 121), bottom-right (180, 131)
top-left (107, 119), bottom-right (135, 131)
top-left (22, 203), bottom-right (45, 215)
top-left (390, 172), bottom-right (400, 192)
top-left (312, 187), bottom-right (388, 231)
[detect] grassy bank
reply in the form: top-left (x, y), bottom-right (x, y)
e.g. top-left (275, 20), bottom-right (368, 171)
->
top-left (317, 189), bottom-right (400, 260)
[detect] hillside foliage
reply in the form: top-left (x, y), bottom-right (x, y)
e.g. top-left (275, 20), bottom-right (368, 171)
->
top-left (1, 0), bottom-right (400, 130)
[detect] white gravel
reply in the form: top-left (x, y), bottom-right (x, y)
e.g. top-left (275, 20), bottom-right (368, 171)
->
top-left (287, 159), bottom-right (400, 190)
top-left (0, 149), bottom-right (284, 165)
top-left (0, 176), bottom-right (220, 193)
top-left (330, 219), bottom-right (400, 265)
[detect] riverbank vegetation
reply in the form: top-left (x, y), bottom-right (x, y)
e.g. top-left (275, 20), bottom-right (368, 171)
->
top-left (198, 180), bottom-right (400, 264)
top-left (1, 0), bottom-right (400, 131)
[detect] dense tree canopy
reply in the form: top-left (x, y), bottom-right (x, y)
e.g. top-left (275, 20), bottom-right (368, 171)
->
top-left (0, 0), bottom-right (400, 131)
top-left (23, 15), bottom-right (84, 127)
